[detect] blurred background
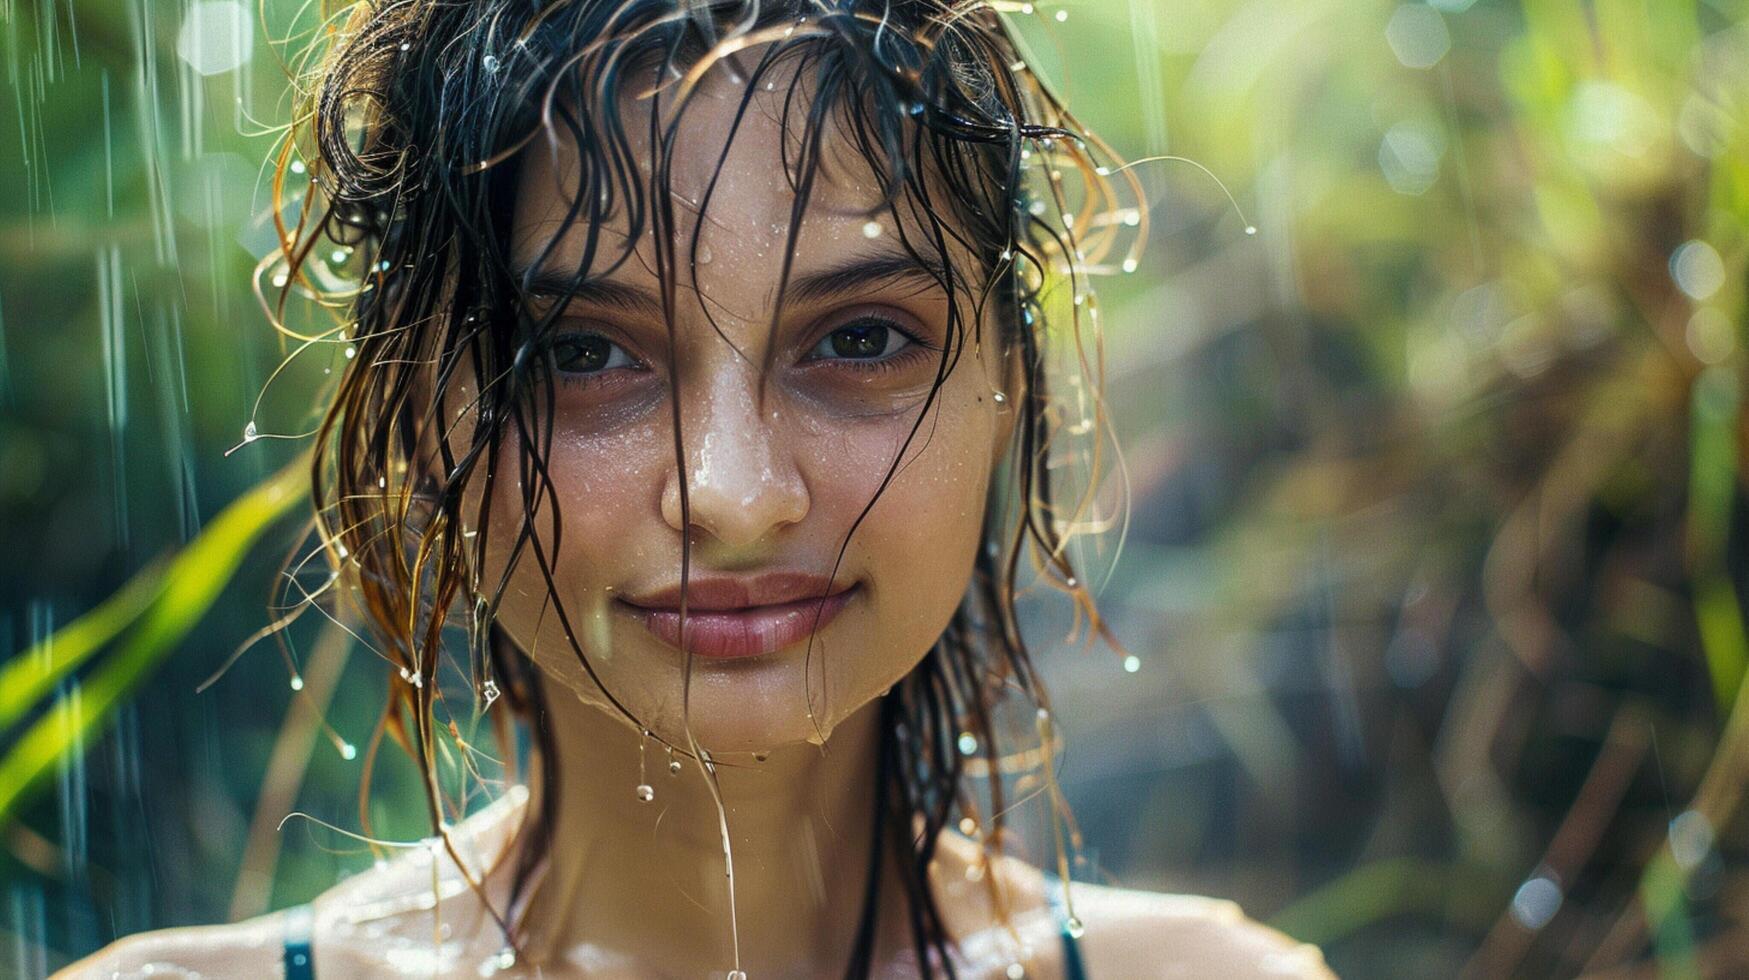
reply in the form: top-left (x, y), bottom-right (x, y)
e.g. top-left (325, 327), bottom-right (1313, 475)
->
top-left (2, 0), bottom-right (1747, 976)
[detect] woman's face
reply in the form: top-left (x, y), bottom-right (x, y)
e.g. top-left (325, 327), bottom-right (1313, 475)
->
top-left (451, 54), bottom-right (1018, 753)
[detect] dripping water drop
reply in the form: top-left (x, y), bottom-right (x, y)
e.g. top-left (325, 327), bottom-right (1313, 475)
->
top-left (289, 675), bottom-right (304, 691)
top-left (1123, 654), bottom-right (1141, 673)
top-left (340, 742), bottom-right (357, 760)
top-left (634, 784), bottom-right (654, 802)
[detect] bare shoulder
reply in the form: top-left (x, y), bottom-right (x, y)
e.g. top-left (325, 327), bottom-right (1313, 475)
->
top-left (54, 914), bottom-right (286, 978)
top-left (56, 788), bottom-right (529, 980)
top-left (1063, 878), bottom-right (1336, 979)
top-left (927, 830), bottom-right (1337, 980)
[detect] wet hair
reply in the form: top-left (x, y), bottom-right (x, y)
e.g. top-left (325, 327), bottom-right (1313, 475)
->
top-left (269, 0), bottom-right (1143, 974)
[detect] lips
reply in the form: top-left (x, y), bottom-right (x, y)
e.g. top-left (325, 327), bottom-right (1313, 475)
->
top-left (616, 573), bottom-right (858, 660)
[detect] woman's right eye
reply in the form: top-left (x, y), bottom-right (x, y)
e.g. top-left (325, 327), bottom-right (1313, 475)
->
top-left (547, 331), bottom-right (639, 380)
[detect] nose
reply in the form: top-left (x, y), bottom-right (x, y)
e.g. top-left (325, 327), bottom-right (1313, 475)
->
top-left (659, 369), bottom-right (810, 550)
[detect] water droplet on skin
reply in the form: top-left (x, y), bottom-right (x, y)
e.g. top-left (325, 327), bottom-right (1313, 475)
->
top-left (696, 244), bottom-right (713, 265)
top-left (1054, 8), bottom-right (1067, 21)
top-left (959, 817), bottom-right (977, 835)
top-left (862, 220), bottom-right (882, 239)
top-left (635, 784), bottom-right (654, 802)
top-left (991, 391), bottom-right (1006, 404)
top-left (753, 752), bottom-right (769, 763)
top-left (1006, 962), bottom-right (1026, 979)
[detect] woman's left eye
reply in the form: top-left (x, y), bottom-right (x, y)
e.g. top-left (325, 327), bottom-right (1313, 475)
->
top-left (806, 316), bottom-right (923, 365)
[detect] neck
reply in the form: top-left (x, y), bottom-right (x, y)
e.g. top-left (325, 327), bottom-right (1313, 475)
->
top-left (508, 690), bottom-right (909, 978)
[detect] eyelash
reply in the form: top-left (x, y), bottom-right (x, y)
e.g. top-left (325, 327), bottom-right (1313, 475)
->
top-left (546, 315), bottom-right (936, 387)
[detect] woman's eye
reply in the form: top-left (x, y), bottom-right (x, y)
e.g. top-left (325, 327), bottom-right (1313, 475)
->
top-left (808, 316), bottom-right (917, 363)
top-left (548, 332), bottom-right (638, 377)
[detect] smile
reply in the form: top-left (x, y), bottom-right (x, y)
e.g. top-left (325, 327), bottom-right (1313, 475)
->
top-left (615, 578), bottom-right (860, 660)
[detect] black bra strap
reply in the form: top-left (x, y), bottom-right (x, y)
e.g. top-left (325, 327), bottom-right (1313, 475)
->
top-left (283, 903), bottom-right (316, 980)
top-left (1042, 872), bottom-right (1090, 980)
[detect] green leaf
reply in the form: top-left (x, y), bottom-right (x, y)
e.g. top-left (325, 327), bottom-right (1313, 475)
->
top-left (0, 451), bottom-right (311, 826)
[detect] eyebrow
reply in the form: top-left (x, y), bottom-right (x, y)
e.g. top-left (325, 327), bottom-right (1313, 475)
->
top-left (513, 249), bottom-right (950, 320)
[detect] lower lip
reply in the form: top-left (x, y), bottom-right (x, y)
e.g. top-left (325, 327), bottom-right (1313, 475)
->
top-left (621, 586), bottom-right (858, 660)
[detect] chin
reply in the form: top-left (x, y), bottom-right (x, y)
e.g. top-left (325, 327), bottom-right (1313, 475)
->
top-left (637, 645), bottom-right (883, 754)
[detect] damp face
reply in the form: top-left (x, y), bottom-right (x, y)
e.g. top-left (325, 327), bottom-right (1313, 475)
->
top-left (453, 49), bottom-right (1020, 754)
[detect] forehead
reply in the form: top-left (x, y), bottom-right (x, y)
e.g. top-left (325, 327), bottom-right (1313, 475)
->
top-left (507, 43), bottom-right (950, 297)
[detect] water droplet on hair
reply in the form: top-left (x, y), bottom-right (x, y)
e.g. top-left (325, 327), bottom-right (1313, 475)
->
top-left (482, 679), bottom-right (501, 707)
top-left (398, 41), bottom-right (410, 52)
top-left (271, 272), bottom-right (288, 288)
top-left (242, 421), bottom-right (258, 442)
top-left (634, 784), bottom-right (654, 803)
top-left (1065, 575), bottom-right (1078, 587)
top-left (1065, 916), bottom-right (1085, 939)
top-left (339, 742), bottom-right (357, 760)
top-left (1122, 258), bottom-right (1138, 273)
top-left (728, 971), bottom-right (748, 980)
top-left (1245, 225), bottom-right (1258, 236)
top-left (959, 817), bottom-right (977, 835)
top-left (289, 675), bottom-right (304, 691)
top-left (862, 220), bottom-right (882, 239)
top-left (957, 732), bottom-right (979, 755)
top-left (290, 159), bottom-right (306, 175)
top-left (482, 54), bottom-right (500, 72)
top-left (668, 759), bottom-right (682, 775)
top-left (1054, 8), bottom-right (1068, 20)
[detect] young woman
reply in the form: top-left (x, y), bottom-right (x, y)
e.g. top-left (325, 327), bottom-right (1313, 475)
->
top-left (68, 0), bottom-right (1334, 976)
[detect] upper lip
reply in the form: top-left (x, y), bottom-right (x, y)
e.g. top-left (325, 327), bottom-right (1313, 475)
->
top-left (618, 571), bottom-right (854, 612)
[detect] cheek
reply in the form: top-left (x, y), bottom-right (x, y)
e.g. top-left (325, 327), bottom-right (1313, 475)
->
top-left (834, 386), bottom-right (998, 654)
